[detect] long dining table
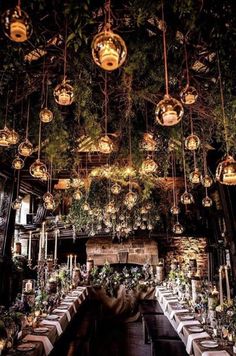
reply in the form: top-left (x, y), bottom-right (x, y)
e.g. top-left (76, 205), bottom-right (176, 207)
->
top-left (155, 286), bottom-right (233, 356)
top-left (8, 286), bottom-right (89, 356)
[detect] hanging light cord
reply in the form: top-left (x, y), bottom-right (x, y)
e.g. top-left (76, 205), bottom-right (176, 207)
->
top-left (162, 3), bottom-right (169, 97)
top-left (189, 108), bottom-right (194, 135)
top-left (217, 51), bottom-right (229, 155)
top-left (184, 40), bottom-right (190, 86)
top-left (4, 91), bottom-right (9, 127)
top-left (105, 0), bottom-right (111, 26)
top-left (104, 72), bottom-right (108, 136)
top-left (171, 152), bottom-right (176, 206)
top-left (26, 99), bottom-right (30, 140)
top-left (16, 170), bottom-right (20, 197)
top-left (50, 157), bottom-right (53, 193)
top-left (181, 123), bottom-right (188, 191)
top-left (63, 19), bottom-right (68, 81)
top-left (202, 131), bottom-right (208, 176)
top-left (38, 120), bottom-right (42, 160)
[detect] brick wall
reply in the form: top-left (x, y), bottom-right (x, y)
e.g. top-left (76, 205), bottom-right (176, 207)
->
top-left (86, 236), bottom-right (158, 266)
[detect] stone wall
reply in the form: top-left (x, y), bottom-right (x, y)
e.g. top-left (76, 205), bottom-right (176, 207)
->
top-left (158, 236), bottom-right (208, 277)
top-left (86, 236), bottom-right (158, 266)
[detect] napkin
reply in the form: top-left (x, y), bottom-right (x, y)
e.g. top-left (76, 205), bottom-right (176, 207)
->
top-left (176, 320), bottom-right (200, 334)
top-left (169, 309), bottom-right (189, 320)
top-left (23, 334), bottom-right (53, 356)
top-left (163, 298), bottom-right (179, 311)
top-left (40, 320), bottom-right (63, 336)
top-left (159, 292), bottom-right (173, 303)
top-left (202, 351), bottom-right (230, 356)
top-left (186, 332), bottom-right (210, 354)
top-left (53, 308), bottom-right (71, 322)
top-left (62, 301), bottom-right (77, 312)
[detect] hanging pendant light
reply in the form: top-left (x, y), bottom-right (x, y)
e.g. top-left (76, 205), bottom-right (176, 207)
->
top-left (215, 52), bottom-right (236, 186)
top-left (12, 156), bottom-right (24, 170)
top-left (202, 195), bottom-right (213, 208)
top-left (83, 201), bottom-right (90, 211)
top-left (155, 5), bottom-right (183, 126)
top-left (43, 192), bottom-right (53, 203)
top-left (54, 79), bottom-right (74, 106)
top-left (43, 160), bottom-right (56, 210)
top-left (40, 171), bottom-right (50, 182)
top-left (98, 135), bottom-right (114, 154)
top-left (141, 132), bottom-right (157, 151)
top-left (7, 129), bottom-right (19, 145)
top-left (141, 156), bottom-right (158, 174)
top-left (189, 168), bottom-right (201, 184)
top-left (18, 100), bottom-right (33, 157)
top-left (180, 41), bottom-right (198, 105)
top-left (12, 170), bottom-right (22, 210)
top-left (73, 190), bottom-right (83, 200)
top-left (180, 191), bottom-right (194, 205)
top-left (170, 205), bottom-right (180, 215)
top-left (39, 107), bottom-right (53, 123)
top-left (181, 125), bottom-right (194, 205)
top-left (172, 221), bottom-right (184, 234)
top-left (91, 0), bottom-right (127, 72)
top-left (185, 134), bottom-right (200, 151)
top-left (44, 199), bottom-right (56, 211)
top-left (171, 152), bottom-right (181, 214)
top-left (2, 1), bottom-right (33, 43)
top-left (201, 174), bottom-right (213, 188)
top-left (111, 182), bottom-right (121, 195)
top-left (124, 191), bottom-right (138, 210)
top-left (105, 201), bottom-right (116, 214)
top-left (0, 126), bottom-right (10, 147)
top-left (30, 121), bottom-right (47, 178)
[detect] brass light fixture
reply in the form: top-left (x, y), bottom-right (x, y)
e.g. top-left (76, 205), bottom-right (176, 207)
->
top-left (185, 109), bottom-right (200, 151)
top-left (54, 21), bottom-right (74, 106)
top-left (215, 52), bottom-right (236, 185)
top-left (180, 127), bottom-right (194, 205)
top-left (155, 5), bottom-right (184, 126)
top-left (180, 40), bottom-right (198, 105)
top-left (2, 1), bottom-right (33, 43)
top-left (12, 156), bottom-right (24, 170)
top-left (111, 182), bottom-right (121, 195)
top-left (99, 73), bottom-right (114, 154)
top-left (43, 159), bottom-right (55, 210)
top-left (29, 121), bottom-right (47, 178)
top-left (140, 156), bottom-right (158, 174)
top-left (40, 72), bottom-right (53, 123)
top-left (91, 0), bottom-right (127, 71)
top-left (189, 149), bottom-right (201, 184)
top-left (73, 190), bottom-right (83, 200)
top-left (18, 100), bottom-right (33, 157)
top-left (172, 220), bottom-right (184, 234)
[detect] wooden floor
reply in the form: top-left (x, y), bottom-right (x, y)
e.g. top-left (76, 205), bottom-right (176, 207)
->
top-left (51, 301), bottom-right (151, 356)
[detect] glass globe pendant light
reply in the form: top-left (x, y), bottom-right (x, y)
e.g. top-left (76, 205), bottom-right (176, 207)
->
top-left (202, 188), bottom-right (213, 208)
top-left (43, 160), bottom-right (56, 210)
top-left (180, 134), bottom-right (194, 205)
top-left (73, 189), bottom-right (83, 200)
top-left (54, 23), bottom-right (74, 106)
top-left (172, 215), bottom-right (184, 235)
top-left (91, 0), bottom-right (127, 71)
top-left (155, 6), bottom-right (184, 126)
top-left (12, 156), bottom-right (24, 170)
top-left (18, 99), bottom-right (33, 157)
top-left (39, 74), bottom-right (53, 123)
top-left (170, 152), bottom-right (180, 215)
top-left (124, 189), bottom-right (138, 210)
top-left (180, 41), bottom-right (198, 105)
top-left (189, 149), bottom-right (201, 184)
top-left (29, 121), bottom-right (47, 179)
top-left (185, 109), bottom-right (200, 151)
top-left (111, 182), bottom-right (121, 195)
top-left (12, 170), bottom-right (22, 210)
top-left (215, 53), bottom-right (236, 186)
top-left (1, 1), bottom-right (33, 43)
top-left (140, 156), bottom-right (158, 174)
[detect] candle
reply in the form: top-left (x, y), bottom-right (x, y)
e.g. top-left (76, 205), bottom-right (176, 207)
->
top-left (74, 255), bottom-right (77, 268)
top-left (225, 265), bottom-right (231, 304)
top-left (67, 255), bottom-right (70, 270)
top-left (45, 232), bottom-right (48, 260)
top-left (70, 254), bottom-right (73, 276)
top-left (28, 231), bottom-right (32, 261)
top-left (54, 230), bottom-right (58, 261)
top-left (219, 265), bottom-right (224, 308)
top-left (25, 280), bottom-right (32, 293)
top-left (38, 233), bottom-right (42, 261)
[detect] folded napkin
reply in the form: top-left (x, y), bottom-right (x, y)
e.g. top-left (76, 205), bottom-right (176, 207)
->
top-left (176, 320), bottom-right (200, 334)
top-left (170, 309), bottom-right (189, 320)
top-left (159, 292), bottom-right (173, 303)
top-left (186, 332), bottom-right (210, 354)
top-left (23, 334), bottom-right (53, 356)
top-left (53, 308), bottom-right (71, 322)
top-left (40, 320), bottom-right (63, 336)
top-left (163, 298), bottom-right (179, 311)
top-left (61, 301), bottom-right (77, 312)
top-left (202, 351), bottom-right (230, 356)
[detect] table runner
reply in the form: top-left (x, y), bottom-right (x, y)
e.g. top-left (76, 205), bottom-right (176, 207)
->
top-left (23, 334), bottom-right (53, 356)
top-left (40, 319), bottom-right (63, 336)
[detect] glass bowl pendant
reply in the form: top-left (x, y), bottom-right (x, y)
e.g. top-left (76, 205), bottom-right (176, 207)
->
top-left (172, 222), bottom-right (184, 234)
top-left (141, 157), bottom-right (158, 174)
top-left (185, 134), bottom-right (200, 151)
top-left (155, 95), bottom-right (184, 126)
top-left (180, 191), bottom-right (194, 205)
top-left (83, 202), bottom-right (90, 211)
top-left (18, 139), bottom-right (33, 157)
top-left (111, 183), bottom-right (121, 195)
top-left (73, 190), bottom-right (83, 200)
top-left (216, 155), bottom-right (236, 186)
top-left (39, 108), bottom-right (53, 123)
top-left (29, 159), bottom-right (47, 178)
top-left (124, 191), bottom-right (138, 209)
top-left (202, 196), bottom-right (213, 208)
top-left (7, 129), bottom-right (19, 145)
top-left (92, 24), bottom-right (127, 71)
top-left (53, 80), bottom-right (74, 106)
top-left (98, 135), bottom-right (114, 154)
top-left (12, 156), bottom-right (24, 170)
top-left (141, 132), bottom-right (157, 151)
top-left (105, 201), bottom-right (116, 214)
top-left (201, 174), bottom-right (213, 188)
top-left (44, 199), bottom-right (55, 211)
top-left (40, 171), bottom-right (50, 182)
top-left (43, 192), bottom-right (53, 203)
top-left (12, 197), bottom-right (22, 210)
top-left (180, 85), bottom-right (198, 105)
top-left (1, 6), bottom-right (33, 43)
top-left (170, 205), bottom-right (180, 215)
top-left (189, 168), bottom-right (201, 184)
top-left (0, 126), bottom-right (10, 147)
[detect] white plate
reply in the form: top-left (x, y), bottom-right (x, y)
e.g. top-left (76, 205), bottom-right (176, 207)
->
top-left (17, 343), bottom-right (36, 352)
top-left (200, 340), bottom-right (218, 348)
top-left (33, 327), bottom-right (49, 333)
top-left (188, 326), bottom-right (204, 333)
top-left (181, 315), bottom-right (194, 320)
top-left (46, 314), bottom-right (60, 320)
